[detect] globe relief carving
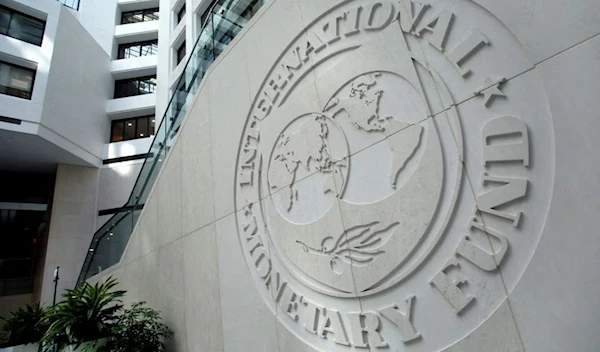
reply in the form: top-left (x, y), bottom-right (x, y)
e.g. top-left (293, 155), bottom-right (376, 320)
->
top-left (233, 1), bottom-right (555, 350)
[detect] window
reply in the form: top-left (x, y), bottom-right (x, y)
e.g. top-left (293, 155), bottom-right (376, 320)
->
top-left (177, 5), bottom-right (186, 24)
top-left (117, 40), bottom-right (158, 59)
top-left (57, 0), bottom-right (80, 11)
top-left (0, 209), bottom-right (45, 282)
top-left (176, 41), bottom-right (186, 65)
top-left (0, 61), bottom-right (36, 100)
top-left (110, 115), bottom-right (155, 142)
top-left (121, 8), bottom-right (159, 24)
top-left (0, 5), bottom-right (45, 46)
top-left (114, 75), bottom-right (156, 99)
top-left (199, 8), bottom-right (210, 28)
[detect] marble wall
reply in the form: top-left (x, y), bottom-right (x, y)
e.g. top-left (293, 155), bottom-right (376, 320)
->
top-left (90, 0), bottom-right (600, 351)
top-left (41, 164), bottom-right (100, 305)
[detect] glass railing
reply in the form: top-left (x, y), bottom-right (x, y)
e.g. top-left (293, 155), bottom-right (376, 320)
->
top-left (76, 0), bottom-right (267, 286)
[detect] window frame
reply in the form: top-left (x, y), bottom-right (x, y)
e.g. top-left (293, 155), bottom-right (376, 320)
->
top-left (117, 40), bottom-right (158, 59)
top-left (121, 8), bottom-right (160, 25)
top-left (0, 60), bottom-right (36, 100)
top-left (176, 41), bottom-right (186, 65)
top-left (177, 4), bottom-right (186, 24)
top-left (0, 5), bottom-right (46, 46)
top-left (110, 115), bottom-right (155, 143)
top-left (114, 75), bottom-right (157, 99)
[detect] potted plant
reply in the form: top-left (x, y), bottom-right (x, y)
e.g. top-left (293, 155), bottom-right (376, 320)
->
top-left (99, 302), bottom-right (173, 352)
top-left (0, 303), bottom-right (48, 351)
top-left (41, 278), bottom-right (125, 352)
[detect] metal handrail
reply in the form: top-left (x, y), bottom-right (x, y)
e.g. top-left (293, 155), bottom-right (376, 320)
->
top-left (76, 0), bottom-right (266, 287)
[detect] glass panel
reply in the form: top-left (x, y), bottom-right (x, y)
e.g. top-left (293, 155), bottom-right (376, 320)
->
top-left (57, 0), bottom-right (80, 10)
top-left (144, 9), bottom-right (159, 22)
top-left (82, 213), bottom-right (132, 280)
top-left (177, 5), bottom-right (186, 24)
top-left (119, 41), bottom-right (157, 59)
top-left (117, 46), bottom-right (126, 59)
top-left (0, 62), bottom-right (34, 100)
top-left (138, 77), bottom-right (156, 95)
top-left (0, 8), bottom-right (10, 35)
top-left (78, 0), bottom-right (269, 287)
top-left (8, 13), bottom-right (44, 46)
top-left (114, 77), bottom-right (155, 98)
top-left (140, 42), bottom-right (152, 56)
top-left (132, 12), bottom-right (144, 22)
top-left (199, 8), bottom-right (210, 27)
top-left (137, 117), bottom-right (149, 138)
top-left (121, 13), bottom-right (131, 24)
top-left (128, 119), bottom-right (166, 206)
top-left (122, 11), bottom-right (143, 24)
top-left (110, 121), bottom-right (124, 142)
top-left (150, 116), bottom-right (155, 135)
top-left (126, 44), bottom-right (140, 58)
top-left (177, 42), bottom-right (186, 64)
top-left (114, 80), bottom-right (136, 98)
top-left (123, 119), bottom-right (136, 140)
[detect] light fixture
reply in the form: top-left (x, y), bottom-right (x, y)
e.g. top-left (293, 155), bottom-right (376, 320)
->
top-left (140, 133), bottom-right (144, 137)
top-left (128, 122), bottom-right (133, 127)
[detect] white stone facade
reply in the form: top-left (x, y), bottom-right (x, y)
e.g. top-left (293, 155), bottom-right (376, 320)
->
top-left (88, 0), bottom-right (600, 351)
top-left (0, 0), bottom-right (212, 308)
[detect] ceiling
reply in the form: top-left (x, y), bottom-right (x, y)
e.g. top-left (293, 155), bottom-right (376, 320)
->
top-left (0, 129), bottom-right (93, 173)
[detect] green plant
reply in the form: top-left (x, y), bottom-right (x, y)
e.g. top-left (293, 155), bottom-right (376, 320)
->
top-left (41, 277), bottom-right (125, 352)
top-left (0, 303), bottom-right (49, 347)
top-left (0, 328), bottom-right (8, 347)
top-left (100, 302), bottom-right (173, 352)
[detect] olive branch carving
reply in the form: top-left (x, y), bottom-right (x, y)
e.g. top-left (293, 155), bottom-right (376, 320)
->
top-left (296, 221), bottom-right (399, 274)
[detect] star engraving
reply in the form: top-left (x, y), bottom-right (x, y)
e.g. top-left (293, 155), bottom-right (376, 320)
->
top-left (474, 77), bottom-right (507, 107)
top-left (243, 200), bottom-right (254, 216)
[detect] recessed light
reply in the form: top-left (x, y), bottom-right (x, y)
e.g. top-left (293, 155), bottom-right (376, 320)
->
top-left (128, 123), bottom-right (133, 127)
top-left (140, 133), bottom-right (144, 136)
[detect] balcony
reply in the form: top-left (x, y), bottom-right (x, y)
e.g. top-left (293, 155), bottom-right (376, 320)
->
top-left (117, 0), bottom-right (159, 13)
top-left (111, 55), bottom-right (158, 80)
top-left (106, 93), bottom-right (156, 120)
top-left (114, 21), bottom-right (159, 44)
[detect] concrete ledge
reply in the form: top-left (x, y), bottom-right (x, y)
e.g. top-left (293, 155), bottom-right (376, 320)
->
top-left (106, 94), bottom-right (156, 120)
top-left (114, 21), bottom-right (159, 44)
top-left (117, 0), bottom-right (160, 13)
top-left (103, 137), bottom-right (153, 160)
top-left (111, 55), bottom-right (158, 80)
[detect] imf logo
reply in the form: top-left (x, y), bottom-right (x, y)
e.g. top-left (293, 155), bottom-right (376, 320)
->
top-left (234, 1), bottom-right (554, 351)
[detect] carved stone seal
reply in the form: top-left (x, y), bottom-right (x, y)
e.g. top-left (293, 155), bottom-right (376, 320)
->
top-left (234, 1), bottom-right (554, 350)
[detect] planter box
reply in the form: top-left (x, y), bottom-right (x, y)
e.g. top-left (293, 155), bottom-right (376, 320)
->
top-left (0, 339), bottom-right (108, 352)
top-left (0, 345), bottom-right (38, 352)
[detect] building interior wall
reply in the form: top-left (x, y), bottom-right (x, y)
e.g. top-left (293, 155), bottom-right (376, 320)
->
top-left (86, 1), bottom-right (600, 351)
top-left (41, 6), bottom-right (112, 167)
top-left (40, 164), bottom-right (100, 305)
